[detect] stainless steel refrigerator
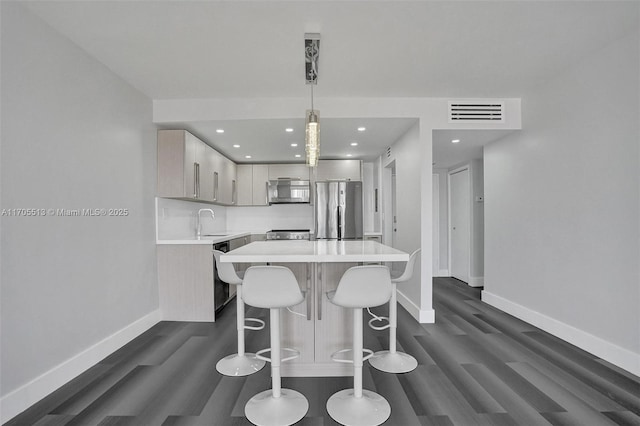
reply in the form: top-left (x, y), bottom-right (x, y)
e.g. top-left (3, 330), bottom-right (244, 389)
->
top-left (314, 181), bottom-right (363, 240)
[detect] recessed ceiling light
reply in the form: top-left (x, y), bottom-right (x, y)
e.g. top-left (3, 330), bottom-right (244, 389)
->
top-left (357, 127), bottom-right (366, 132)
top-left (216, 129), bottom-right (224, 133)
top-left (451, 139), bottom-right (460, 144)
top-left (295, 154), bottom-right (301, 158)
top-left (233, 144), bottom-right (240, 148)
top-left (285, 128), bottom-right (294, 133)
top-left (350, 142), bottom-right (358, 146)
top-left (291, 143), bottom-right (298, 147)
top-left (245, 155), bottom-right (252, 159)
top-left (346, 154), bottom-right (353, 157)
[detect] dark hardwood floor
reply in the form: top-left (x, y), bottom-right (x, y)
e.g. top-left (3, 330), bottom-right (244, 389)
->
top-left (6, 277), bottom-right (640, 425)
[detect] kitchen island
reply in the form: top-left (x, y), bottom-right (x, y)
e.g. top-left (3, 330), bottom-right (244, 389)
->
top-left (221, 240), bottom-right (409, 376)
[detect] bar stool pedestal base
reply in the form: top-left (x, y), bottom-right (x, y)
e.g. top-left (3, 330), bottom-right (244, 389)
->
top-left (245, 389), bottom-right (308, 426)
top-left (326, 389), bottom-right (391, 426)
top-left (369, 350), bottom-right (418, 374)
top-left (216, 353), bottom-right (266, 377)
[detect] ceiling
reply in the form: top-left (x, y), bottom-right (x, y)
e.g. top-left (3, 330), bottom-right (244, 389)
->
top-left (432, 129), bottom-right (514, 170)
top-left (171, 118), bottom-right (418, 164)
top-left (21, 1), bottom-right (638, 167)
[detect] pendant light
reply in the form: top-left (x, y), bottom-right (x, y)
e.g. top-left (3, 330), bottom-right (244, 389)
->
top-left (305, 33), bottom-right (320, 167)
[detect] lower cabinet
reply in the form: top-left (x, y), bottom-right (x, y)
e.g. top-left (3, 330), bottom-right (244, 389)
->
top-left (275, 262), bottom-right (316, 365)
top-left (157, 245), bottom-right (215, 322)
top-left (277, 262), bottom-right (357, 376)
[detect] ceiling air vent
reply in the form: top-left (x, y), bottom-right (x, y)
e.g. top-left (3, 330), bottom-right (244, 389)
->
top-left (448, 101), bottom-right (504, 123)
top-left (386, 146), bottom-right (392, 158)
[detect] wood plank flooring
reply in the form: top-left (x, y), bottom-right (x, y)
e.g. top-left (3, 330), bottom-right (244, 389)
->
top-left (6, 277), bottom-right (640, 425)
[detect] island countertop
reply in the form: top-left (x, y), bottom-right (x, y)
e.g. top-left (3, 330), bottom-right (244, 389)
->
top-left (220, 240), bottom-right (409, 263)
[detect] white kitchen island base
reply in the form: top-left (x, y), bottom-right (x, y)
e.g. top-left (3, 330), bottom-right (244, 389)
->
top-left (221, 240), bottom-right (409, 378)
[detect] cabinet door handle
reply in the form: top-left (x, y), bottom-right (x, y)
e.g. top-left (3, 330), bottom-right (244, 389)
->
top-left (232, 179), bottom-right (237, 205)
top-left (306, 263), bottom-right (312, 321)
top-left (193, 162), bottom-right (200, 198)
top-left (193, 162), bottom-right (197, 198)
top-left (213, 172), bottom-right (219, 201)
top-left (317, 264), bottom-right (322, 321)
top-left (265, 181), bottom-right (269, 205)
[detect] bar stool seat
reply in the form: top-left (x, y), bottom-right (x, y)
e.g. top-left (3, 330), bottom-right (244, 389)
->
top-left (242, 266), bottom-right (309, 426)
top-left (213, 250), bottom-right (266, 377)
top-left (326, 265), bottom-right (392, 426)
top-left (369, 248), bottom-right (420, 374)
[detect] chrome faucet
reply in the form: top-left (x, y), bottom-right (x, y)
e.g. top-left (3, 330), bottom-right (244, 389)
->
top-left (196, 208), bottom-right (215, 238)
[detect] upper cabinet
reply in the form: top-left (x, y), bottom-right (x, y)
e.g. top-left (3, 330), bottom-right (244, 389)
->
top-left (236, 164), bottom-right (276, 206)
top-left (157, 130), bottom-right (236, 205)
top-left (268, 164), bottom-right (310, 181)
top-left (252, 165), bottom-right (269, 205)
top-left (315, 160), bottom-right (362, 181)
top-left (236, 164), bottom-right (253, 206)
top-left (157, 130), bottom-right (201, 200)
top-left (216, 154), bottom-right (237, 205)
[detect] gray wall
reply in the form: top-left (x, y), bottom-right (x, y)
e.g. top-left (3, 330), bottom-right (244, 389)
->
top-left (1, 2), bottom-right (158, 397)
top-left (383, 123), bottom-right (422, 302)
top-left (483, 29), bottom-right (639, 366)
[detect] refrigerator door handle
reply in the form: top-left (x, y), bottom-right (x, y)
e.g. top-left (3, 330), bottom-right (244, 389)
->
top-left (337, 205), bottom-right (342, 240)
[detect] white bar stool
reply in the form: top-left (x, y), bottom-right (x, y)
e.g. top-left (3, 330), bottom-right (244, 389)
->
top-left (326, 265), bottom-right (392, 426)
top-left (242, 266), bottom-right (309, 426)
top-left (213, 250), bottom-right (266, 377)
top-left (369, 248), bottom-right (420, 374)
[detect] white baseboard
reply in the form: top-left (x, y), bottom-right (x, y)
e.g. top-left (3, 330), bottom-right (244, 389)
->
top-left (397, 289), bottom-right (435, 323)
top-left (481, 291), bottom-right (640, 377)
top-left (468, 276), bottom-right (484, 287)
top-left (0, 309), bottom-right (162, 424)
top-left (435, 269), bottom-right (450, 277)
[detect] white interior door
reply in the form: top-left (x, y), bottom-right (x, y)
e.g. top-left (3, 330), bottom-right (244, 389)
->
top-left (450, 168), bottom-right (470, 283)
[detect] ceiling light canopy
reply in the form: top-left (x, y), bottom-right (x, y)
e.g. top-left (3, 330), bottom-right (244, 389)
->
top-left (305, 33), bottom-right (320, 167)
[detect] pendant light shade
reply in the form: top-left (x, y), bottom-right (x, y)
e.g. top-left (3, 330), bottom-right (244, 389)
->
top-left (305, 33), bottom-right (320, 167)
top-left (305, 109), bottom-right (319, 167)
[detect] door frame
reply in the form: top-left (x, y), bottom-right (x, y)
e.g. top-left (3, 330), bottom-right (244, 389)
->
top-left (447, 165), bottom-right (472, 283)
top-left (382, 160), bottom-right (396, 247)
top-left (432, 173), bottom-right (440, 276)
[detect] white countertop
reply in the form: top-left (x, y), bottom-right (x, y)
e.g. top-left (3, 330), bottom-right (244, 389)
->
top-left (156, 231), bottom-right (252, 245)
top-left (221, 240), bottom-right (409, 263)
